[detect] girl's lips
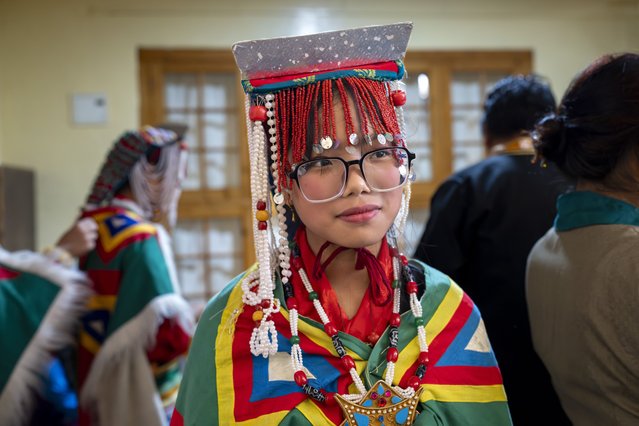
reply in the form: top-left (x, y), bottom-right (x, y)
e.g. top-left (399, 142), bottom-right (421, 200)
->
top-left (337, 205), bottom-right (381, 223)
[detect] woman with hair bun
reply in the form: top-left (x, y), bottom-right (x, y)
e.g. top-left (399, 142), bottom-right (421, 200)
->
top-left (526, 53), bottom-right (639, 425)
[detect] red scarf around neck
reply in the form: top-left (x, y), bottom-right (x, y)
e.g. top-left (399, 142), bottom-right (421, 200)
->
top-left (291, 226), bottom-right (394, 345)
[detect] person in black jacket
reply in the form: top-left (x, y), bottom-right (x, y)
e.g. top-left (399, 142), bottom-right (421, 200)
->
top-left (414, 74), bottom-right (573, 426)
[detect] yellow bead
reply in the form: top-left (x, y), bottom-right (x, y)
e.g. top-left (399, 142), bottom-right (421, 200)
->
top-left (252, 310), bottom-right (264, 322)
top-left (255, 210), bottom-right (270, 221)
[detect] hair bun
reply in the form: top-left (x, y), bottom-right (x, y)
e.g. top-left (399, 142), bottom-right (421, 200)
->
top-left (532, 113), bottom-right (568, 165)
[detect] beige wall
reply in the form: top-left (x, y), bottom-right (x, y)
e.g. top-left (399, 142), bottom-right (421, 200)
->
top-left (0, 0), bottom-right (637, 248)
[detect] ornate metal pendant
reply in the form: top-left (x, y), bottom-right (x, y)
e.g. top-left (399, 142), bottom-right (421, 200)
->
top-left (336, 380), bottom-right (423, 426)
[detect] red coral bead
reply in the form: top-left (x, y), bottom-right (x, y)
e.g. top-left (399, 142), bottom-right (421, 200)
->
top-left (391, 90), bottom-right (407, 106)
top-left (256, 200), bottom-right (267, 210)
top-left (286, 297), bottom-right (298, 310)
top-left (419, 351), bottom-right (429, 364)
top-left (400, 255), bottom-right (409, 266)
top-left (257, 221), bottom-right (268, 231)
top-left (389, 313), bottom-right (401, 327)
top-left (249, 105), bottom-right (268, 122)
top-left (341, 355), bottom-right (356, 370)
top-left (324, 322), bottom-right (338, 336)
top-left (294, 370), bottom-right (308, 386)
top-left (324, 392), bottom-right (336, 406)
top-left (386, 347), bottom-right (399, 363)
top-left (260, 299), bottom-right (271, 309)
top-left (407, 375), bottom-right (421, 391)
top-left (406, 281), bottom-right (418, 294)
top-left (367, 332), bottom-right (380, 345)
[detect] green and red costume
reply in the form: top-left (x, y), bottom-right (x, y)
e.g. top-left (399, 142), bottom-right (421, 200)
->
top-left (78, 198), bottom-right (193, 426)
top-left (0, 247), bottom-right (91, 425)
top-left (172, 228), bottom-right (512, 425)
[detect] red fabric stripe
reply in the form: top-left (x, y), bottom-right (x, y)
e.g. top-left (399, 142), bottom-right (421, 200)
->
top-left (429, 293), bottom-right (475, 362)
top-left (424, 365), bottom-right (504, 386)
top-left (86, 269), bottom-right (121, 295)
top-left (80, 205), bottom-right (128, 218)
top-left (248, 61), bottom-right (399, 88)
top-left (169, 409), bottom-right (184, 426)
top-left (0, 266), bottom-right (19, 280)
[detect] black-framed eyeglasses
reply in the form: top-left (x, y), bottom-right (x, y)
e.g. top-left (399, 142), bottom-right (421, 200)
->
top-left (288, 147), bottom-right (416, 203)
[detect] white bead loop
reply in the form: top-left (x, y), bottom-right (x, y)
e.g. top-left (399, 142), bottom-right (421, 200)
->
top-left (250, 320), bottom-right (278, 358)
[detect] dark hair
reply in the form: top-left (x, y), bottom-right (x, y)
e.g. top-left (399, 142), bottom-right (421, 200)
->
top-left (533, 53), bottom-right (639, 187)
top-left (482, 74), bottom-right (556, 141)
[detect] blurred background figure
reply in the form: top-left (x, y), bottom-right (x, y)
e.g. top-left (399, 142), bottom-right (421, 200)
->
top-left (414, 75), bottom-right (572, 425)
top-left (76, 125), bottom-right (194, 426)
top-left (527, 53), bottom-right (639, 426)
top-left (0, 218), bottom-right (97, 426)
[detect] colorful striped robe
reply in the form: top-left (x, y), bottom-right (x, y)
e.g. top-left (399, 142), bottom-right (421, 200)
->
top-left (171, 260), bottom-right (512, 425)
top-left (78, 202), bottom-right (194, 426)
top-left (0, 247), bottom-right (91, 426)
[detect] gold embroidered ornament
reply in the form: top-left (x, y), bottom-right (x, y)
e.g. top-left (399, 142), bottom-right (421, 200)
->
top-left (336, 380), bottom-right (423, 426)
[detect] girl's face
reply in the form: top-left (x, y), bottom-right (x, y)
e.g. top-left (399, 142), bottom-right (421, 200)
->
top-left (290, 101), bottom-right (404, 254)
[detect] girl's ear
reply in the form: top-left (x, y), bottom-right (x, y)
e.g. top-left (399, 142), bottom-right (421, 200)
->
top-left (283, 188), bottom-right (293, 206)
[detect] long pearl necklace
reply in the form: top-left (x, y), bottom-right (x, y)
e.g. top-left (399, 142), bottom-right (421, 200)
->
top-left (282, 245), bottom-right (430, 406)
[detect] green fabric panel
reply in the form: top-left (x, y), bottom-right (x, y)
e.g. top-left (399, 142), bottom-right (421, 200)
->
top-left (0, 270), bottom-right (60, 391)
top-left (174, 271), bottom-right (243, 425)
top-left (278, 408), bottom-right (315, 425)
top-left (417, 400), bottom-right (513, 425)
top-left (107, 237), bottom-right (174, 334)
top-left (82, 246), bottom-right (124, 271)
top-left (555, 190), bottom-right (639, 231)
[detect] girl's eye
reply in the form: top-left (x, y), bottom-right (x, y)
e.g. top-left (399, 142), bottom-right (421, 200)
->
top-left (370, 149), bottom-right (391, 159)
top-left (306, 158), bottom-right (335, 169)
top-left (314, 159), bottom-right (333, 167)
top-left (298, 158), bottom-right (337, 177)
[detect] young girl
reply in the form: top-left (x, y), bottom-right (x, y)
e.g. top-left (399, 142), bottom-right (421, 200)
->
top-left (172, 23), bottom-right (512, 426)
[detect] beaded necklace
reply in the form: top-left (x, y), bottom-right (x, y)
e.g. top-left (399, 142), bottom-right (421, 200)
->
top-left (279, 241), bottom-right (430, 424)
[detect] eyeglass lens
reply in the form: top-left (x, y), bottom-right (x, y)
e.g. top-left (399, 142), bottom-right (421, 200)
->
top-left (296, 147), bottom-right (411, 202)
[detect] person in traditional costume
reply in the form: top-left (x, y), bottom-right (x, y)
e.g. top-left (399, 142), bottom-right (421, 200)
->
top-left (77, 125), bottom-right (195, 426)
top-left (0, 218), bottom-right (98, 426)
top-left (172, 23), bottom-right (512, 426)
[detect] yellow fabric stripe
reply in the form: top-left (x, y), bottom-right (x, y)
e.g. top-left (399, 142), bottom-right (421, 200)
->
top-left (160, 385), bottom-right (180, 402)
top-left (79, 331), bottom-right (101, 354)
top-left (421, 384), bottom-right (507, 403)
top-left (235, 411), bottom-right (290, 425)
top-left (215, 273), bottom-right (245, 424)
top-left (394, 280), bottom-right (463, 379)
top-left (296, 398), bottom-right (337, 425)
top-left (151, 359), bottom-right (179, 375)
top-left (86, 295), bottom-right (117, 311)
top-left (94, 210), bottom-right (156, 253)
